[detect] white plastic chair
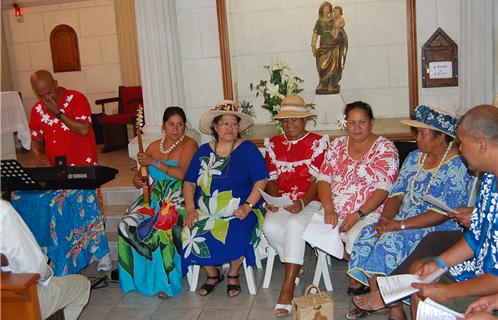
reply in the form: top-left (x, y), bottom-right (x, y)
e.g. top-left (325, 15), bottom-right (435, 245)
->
top-left (312, 249), bottom-right (333, 291)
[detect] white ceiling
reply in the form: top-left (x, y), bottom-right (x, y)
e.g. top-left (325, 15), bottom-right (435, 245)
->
top-left (1, 0), bottom-right (90, 10)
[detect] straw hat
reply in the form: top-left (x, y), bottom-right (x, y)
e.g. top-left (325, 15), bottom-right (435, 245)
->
top-left (400, 105), bottom-right (458, 138)
top-left (198, 100), bottom-right (254, 135)
top-left (272, 95), bottom-right (316, 119)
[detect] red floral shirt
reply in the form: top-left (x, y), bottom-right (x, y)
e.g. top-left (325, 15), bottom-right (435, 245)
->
top-left (30, 88), bottom-right (97, 166)
top-left (265, 132), bottom-right (328, 201)
top-left (318, 136), bottom-right (399, 218)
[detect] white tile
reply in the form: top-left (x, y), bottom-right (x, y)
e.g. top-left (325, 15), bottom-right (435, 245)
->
top-left (416, 0), bottom-right (437, 45)
top-left (181, 58), bottom-right (223, 108)
top-left (151, 307), bottom-right (202, 320)
top-left (53, 71), bottom-right (88, 94)
top-left (43, 10), bottom-right (80, 37)
top-left (177, 9), bottom-right (202, 60)
top-left (29, 41), bottom-right (52, 70)
top-left (7, 13), bottom-right (45, 43)
top-left (177, 0), bottom-right (215, 11)
top-left (115, 291), bottom-right (163, 310)
top-left (11, 43), bottom-right (32, 71)
top-left (79, 37), bottom-right (103, 66)
top-left (85, 64), bottom-right (121, 94)
top-left (58, 0), bottom-right (97, 10)
top-left (15, 70), bottom-right (37, 101)
top-left (79, 306), bottom-right (112, 320)
top-left (388, 45), bottom-right (409, 88)
top-left (341, 46), bottom-right (390, 89)
top-left (197, 307), bottom-right (249, 320)
top-left (105, 307), bottom-right (157, 320)
top-left (436, 0), bottom-right (461, 42)
top-left (198, 6), bottom-right (220, 58)
top-left (100, 35), bottom-right (120, 64)
top-left (79, 6), bottom-right (117, 36)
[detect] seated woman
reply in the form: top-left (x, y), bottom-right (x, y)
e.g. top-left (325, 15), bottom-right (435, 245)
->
top-left (262, 95), bottom-right (329, 317)
top-left (317, 101), bottom-right (399, 295)
top-left (346, 105), bottom-right (475, 319)
top-left (118, 107), bottom-right (198, 298)
top-left (183, 100), bottom-right (268, 297)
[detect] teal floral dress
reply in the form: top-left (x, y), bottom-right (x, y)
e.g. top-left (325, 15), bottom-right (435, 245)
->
top-left (181, 141), bottom-right (269, 274)
top-left (118, 162), bottom-right (185, 297)
top-left (348, 150), bottom-right (474, 285)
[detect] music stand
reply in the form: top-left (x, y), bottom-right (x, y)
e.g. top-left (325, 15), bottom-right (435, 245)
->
top-left (1, 160), bottom-right (41, 200)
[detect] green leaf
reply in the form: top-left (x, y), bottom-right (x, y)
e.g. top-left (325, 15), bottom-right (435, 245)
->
top-left (211, 219), bottom-right (229, 244)
top-left (160, 243), bottom-right (175, 274)
top-left (118, 236), bottom-right (134, 277)
top-left (193, 241), bottom-right (211, 258)
top-left (144, 230), bottom-right (160, 251)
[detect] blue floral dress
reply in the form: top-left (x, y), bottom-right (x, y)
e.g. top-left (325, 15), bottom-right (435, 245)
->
top-left (181, 141), bottom-right (269, 274)
top-left (118, 162), bottom-right (185, 297)
top-left (348, 150), bottom-right (474, 285)
top-left (11, 189), bottom-right (109, 276)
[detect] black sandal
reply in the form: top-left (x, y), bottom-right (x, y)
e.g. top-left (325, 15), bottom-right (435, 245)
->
top-left (347, 284), bottom-right (370, 296)
top-left (198, 272), bottom-right (224, 296)
top-left (226, 274), bottom-right (241, 297)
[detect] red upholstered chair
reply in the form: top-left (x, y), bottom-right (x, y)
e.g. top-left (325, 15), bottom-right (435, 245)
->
top-left (95, 86), bottom-right (143, 152)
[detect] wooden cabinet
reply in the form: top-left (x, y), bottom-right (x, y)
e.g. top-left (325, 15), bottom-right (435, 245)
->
top-left (1, 273), bottom-right (42, 320)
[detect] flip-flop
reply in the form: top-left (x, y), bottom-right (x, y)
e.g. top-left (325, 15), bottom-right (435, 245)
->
top-left (226, 274), bottom-right (241, 297)
top-left (352, 294), bottom-right (385, 312)
top-left (275, 303), bottom-right (292, 317)
top-left (345, 307), bottom-right (370, 320)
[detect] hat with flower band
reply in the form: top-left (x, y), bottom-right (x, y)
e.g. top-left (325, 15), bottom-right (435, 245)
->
top-left (272, 95), bottom-right (316, 119)
top-left (199, 100), bottom-right (254, 135)
top-left (400, 105), bottom-right (457, 138)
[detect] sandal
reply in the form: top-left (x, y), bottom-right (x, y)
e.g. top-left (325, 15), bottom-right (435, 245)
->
top-left (347, 284), bottom-right (370, 296)
top-left (345, 307), bottom-right (370, 320)
top-left (198, 272), bottom-right (224, 296)
top-left (275, 303), bottom-right (292, 317)
top-left (226, 274), bottom-right (241, 297)
top-left (352, 293), bottom-right (385, 311)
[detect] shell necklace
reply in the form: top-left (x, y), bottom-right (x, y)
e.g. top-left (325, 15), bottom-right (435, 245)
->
top-left (160, 134), bottom-right (185, 155)
top-left (408, 140), bottom-right (454, 206)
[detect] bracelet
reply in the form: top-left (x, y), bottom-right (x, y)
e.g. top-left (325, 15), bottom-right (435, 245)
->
top-left (433, 256), bottom-right (447, 270)
top-left (244, 201), bottom-right (253, 208)
top-left (299, 199), bottom-right (305, 210)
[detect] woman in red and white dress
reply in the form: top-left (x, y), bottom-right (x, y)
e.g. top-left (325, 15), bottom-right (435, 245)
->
top-left (263, 95), bottom-right (329, 317)
top-left (317, 101), bottom-right (399, 299)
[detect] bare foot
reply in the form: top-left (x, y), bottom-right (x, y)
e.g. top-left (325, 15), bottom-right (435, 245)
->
top-left (353, 291), bottom-right (385, 311)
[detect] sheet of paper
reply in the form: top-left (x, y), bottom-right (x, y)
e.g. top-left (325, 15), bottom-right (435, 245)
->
top-left (258, 188), bottom-right (293, 207)
top-left (422, 195), bottom-right (458, 214)
top-left (377, 267), bottom-right (447, 304)
top-left (301, 212), bottom-right (344, 259)
top-left (417, 298), bottom-right (464, 320)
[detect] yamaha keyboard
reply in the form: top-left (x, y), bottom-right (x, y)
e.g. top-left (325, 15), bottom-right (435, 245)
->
top-left (1, 159), bottom-right (119, 190)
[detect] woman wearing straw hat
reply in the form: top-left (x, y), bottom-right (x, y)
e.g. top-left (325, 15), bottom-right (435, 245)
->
top-left (182, 100), bottom-right (268, 297)
top-left (316, 101), bottom-right (399, 300)
top-left (345, 105), bottom-right (475, 319)
top-left (262, 95), bottom-right (329, 317)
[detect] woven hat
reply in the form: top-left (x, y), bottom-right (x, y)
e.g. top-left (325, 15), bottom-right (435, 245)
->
top-left (272, 95), bottom-right (316, 119)
top-left (198, 100), bottom-right (254, 135)
top-left (400, 105), bottom-right (458, 138)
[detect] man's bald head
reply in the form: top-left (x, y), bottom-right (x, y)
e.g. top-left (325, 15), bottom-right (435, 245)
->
top-left (30, 70), bottom-right (60, 102)
top-left (30, 70), bottom-right (55, 87)
top-left (458, 105), bottom-right (498, 143)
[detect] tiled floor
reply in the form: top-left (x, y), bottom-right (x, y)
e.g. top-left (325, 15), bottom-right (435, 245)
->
top-left (79, 250), bottom-right (407, 320)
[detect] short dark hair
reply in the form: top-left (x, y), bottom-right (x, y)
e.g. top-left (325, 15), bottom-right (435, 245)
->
top-left (210, 114), bottom-right (242, 141)
top-left (344, 101), bottom-right (374, 120)
top-left (458, 105), bottom-right (498, 143)
top-left (431, 129), bottom-right (453, 143)
top-left (162, 106), bottom-right (186, 124)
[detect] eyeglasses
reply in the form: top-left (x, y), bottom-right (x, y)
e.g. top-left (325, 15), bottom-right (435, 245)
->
top-left (216, 122), bottom-right (240, 129)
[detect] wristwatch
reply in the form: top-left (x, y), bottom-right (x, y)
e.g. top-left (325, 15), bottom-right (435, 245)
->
top-left (400, 220), bottom-right (406, 230)
top-left (55, 111), bottom-right (64, 119)
top-left (357, 209), bottom-right (366, 220)
top-left (244, 201), bottom-right (253, 208)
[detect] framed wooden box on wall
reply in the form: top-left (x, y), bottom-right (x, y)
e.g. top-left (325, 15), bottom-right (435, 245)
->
top-left (50, 24), bottom-right (81, 73)
top-left (421, 27), bottom-right (458, 88)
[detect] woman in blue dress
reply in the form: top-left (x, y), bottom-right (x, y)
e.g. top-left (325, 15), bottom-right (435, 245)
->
top-left (183, 100), bottom-right (268, 297)
top-left (346, 105), bottom-right (476, 319)
top-left (118, 107), bottom-right (198, 298)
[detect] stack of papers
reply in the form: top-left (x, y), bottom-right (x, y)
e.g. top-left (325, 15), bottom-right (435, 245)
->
top-left (417, 298), bottom-right (464, 320)
top-left (258, 188), bottom-right (293, 207)
top-left (301, 212), bottom-right (344, 259)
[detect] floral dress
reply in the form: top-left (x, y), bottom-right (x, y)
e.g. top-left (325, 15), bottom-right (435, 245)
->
top-left (11, 189), bottom-right (109, 276)
top-left (118, 162), bottom-right (185, 297)
top-left (317, 136), bottom-right (399, 218)
top-left (348, 150), bottom-right (475, 285)
top-left (181, 141), bottom-right (269, 274)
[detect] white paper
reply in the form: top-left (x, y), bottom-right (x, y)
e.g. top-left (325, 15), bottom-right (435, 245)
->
top-left (422, 195), bottom-right (458, 214)
top-left (258, 188), bottom-right (293, 207)
top-left (417, 298), bottom-right (464, 320)
top-left (377, 267), bottom-right (447, 305)
top-left (301, 212), bottom-right (344, 259)
top-left (429, 61), bottom-right (453, 79)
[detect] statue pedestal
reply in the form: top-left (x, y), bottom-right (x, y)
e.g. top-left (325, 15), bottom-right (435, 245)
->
top-left (307, 94), bottom-right (346, 131)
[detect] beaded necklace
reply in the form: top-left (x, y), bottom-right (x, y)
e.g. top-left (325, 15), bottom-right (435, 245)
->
top-left (408, 141), bottom-right (454, 206)
top-left (160, 134), bottom-right (185, 155)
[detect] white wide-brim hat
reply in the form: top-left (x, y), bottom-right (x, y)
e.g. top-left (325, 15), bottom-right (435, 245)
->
top-left (272, 95), bottom-right (316, 119)
top-left (400, 105), bottom-right (458, 138)
top-left (198, 100), bottom-right (254, 135)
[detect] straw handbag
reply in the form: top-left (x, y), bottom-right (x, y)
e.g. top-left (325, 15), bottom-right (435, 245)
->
top-left (292, 284), bottom-right (334, 320)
